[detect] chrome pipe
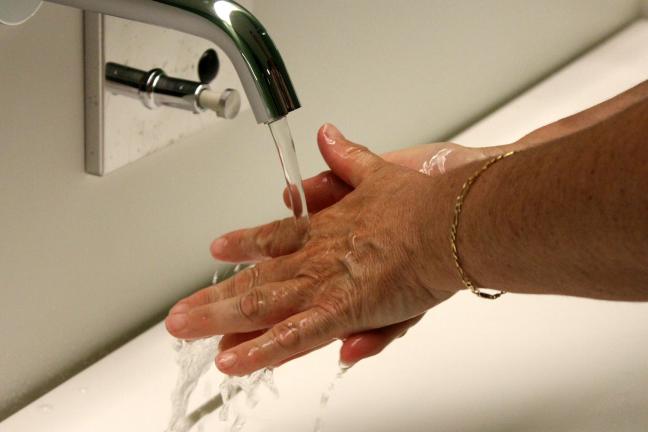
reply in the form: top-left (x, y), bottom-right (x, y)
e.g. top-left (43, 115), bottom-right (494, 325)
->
top-left (105, 63), bottom-right (207, 113)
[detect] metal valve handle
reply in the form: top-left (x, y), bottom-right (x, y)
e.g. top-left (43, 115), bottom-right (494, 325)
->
top-left (104, 49), bottom-right (240, 119)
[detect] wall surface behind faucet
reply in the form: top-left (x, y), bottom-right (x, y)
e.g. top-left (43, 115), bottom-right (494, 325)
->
top-left (0, 0), bottom-right (642, 419)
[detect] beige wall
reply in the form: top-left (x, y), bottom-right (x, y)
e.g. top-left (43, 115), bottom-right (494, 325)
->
top-left (0, 0), bottom-right (642, 419)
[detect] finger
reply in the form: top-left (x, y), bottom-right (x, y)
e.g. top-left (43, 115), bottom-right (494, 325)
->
top-left (273, 340), bottom-right (334, 367)
top-left (339, 315), bottom-right (424, 366)
top-left (219, 331), bottom-right (265, 352)
top-left (215, 307), bottom-right (339, 376)
top-left (166, 278), bottom-right (312, 339)
top-left (283, 183), bottom-right (305, 217)
top-left (258, 327), bottom-right (399, 369)
top-left (317, 123), bottom-right (386, 187)
top-left (222, 333), bottom-right (332, 368)
top-left (170, 256), bottom-right (299, 312)
top-left (210, 217), bottom-right (308, 263)
top-left (284, 171), bottom-right (352, 213)
top-left (217, 332), bottom-right (330, 367)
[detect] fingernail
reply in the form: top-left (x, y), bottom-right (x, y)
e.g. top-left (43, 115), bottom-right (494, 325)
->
top-left (165, 314), bottom-right (188, 333)
top-left (323, 123), bottom-right (344, 145)
top-left (211, 237), bottom-right (228, 256)
top-left (217, 352), bottom-right (238, 370)
top-left (339, 360), bottom-right (354, 370)
top-left (169, 302), bottom-right (189, 315)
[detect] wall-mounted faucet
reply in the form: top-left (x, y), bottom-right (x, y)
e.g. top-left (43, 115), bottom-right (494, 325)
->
top-left (44, 0), bottom-right (300, 125)
top-left (1, 0), bottom-right (301, 174)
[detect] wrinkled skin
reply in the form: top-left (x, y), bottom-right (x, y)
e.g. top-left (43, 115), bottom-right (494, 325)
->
top-left (166, 124), bottom-right (491, 375)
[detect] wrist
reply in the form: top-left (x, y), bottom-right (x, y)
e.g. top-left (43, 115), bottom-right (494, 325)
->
top-left (420, 163), bottom-right (481, 295)
top-left (423, 149), bottom-right (517, 297)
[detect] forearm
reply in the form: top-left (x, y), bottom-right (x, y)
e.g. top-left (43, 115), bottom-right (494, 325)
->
top-left (452, 81), bottom-right (648, 300)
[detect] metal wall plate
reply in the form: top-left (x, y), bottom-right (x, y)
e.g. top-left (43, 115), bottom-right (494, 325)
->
top-left (82, 11), bottom-right (250, 176)
top-left (83, 11), bottom-right (105, 175)
top-left (0, 0), bottom-right (42, 25)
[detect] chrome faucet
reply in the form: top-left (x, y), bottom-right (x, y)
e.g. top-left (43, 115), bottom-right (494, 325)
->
top-left (45, 0), bottom-right (300, 124)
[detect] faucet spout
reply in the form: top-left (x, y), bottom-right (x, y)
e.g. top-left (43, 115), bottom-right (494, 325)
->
top-left (46, 0), bottom-right (300, 124)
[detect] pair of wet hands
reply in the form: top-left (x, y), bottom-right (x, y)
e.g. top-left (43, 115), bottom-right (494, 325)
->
top-left (166, 124), bottom-right (487, 376)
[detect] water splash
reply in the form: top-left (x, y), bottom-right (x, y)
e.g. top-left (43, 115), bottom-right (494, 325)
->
top-left (166, 336), bottom-right (221, 432)
top-left (313, 362), bottom-right (351, 432)
top-left (166, 268), bottom-right (279, 432)
top-left (219, 367), bottom-right (279, 430)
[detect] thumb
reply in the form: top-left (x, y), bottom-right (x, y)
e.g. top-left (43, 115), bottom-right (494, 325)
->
top-left (317, 123), bottom-right (385, 187)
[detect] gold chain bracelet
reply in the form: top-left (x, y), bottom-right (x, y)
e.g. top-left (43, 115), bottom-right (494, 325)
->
top-left (450, 151), bottom-right (516, 300)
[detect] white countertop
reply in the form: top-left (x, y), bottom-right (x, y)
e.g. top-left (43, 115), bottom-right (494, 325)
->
top-left (3, 19), bottom-right (648, 432)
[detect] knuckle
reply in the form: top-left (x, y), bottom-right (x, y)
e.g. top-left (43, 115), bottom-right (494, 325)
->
top-left (248, 266), bottom-right (260, 288)
top-left (345, 231), bottom-right (378, 256)
top-left (346, 232), bottom-right (359, 253)
top-left (257, 220), bottom-right (282, 256)
top-left (308, 304), bottom-right (342, 338)
top-left (271, 322), bottom-right (300, 351)
top-left (367, 160), bottom-right (389, 178)
top-left (317, 281), bottom-right (363, 325)
top-left (296, 265), bottom-right (324, 284)
top-left (319, 294), bottom-right (349, 318)
top-left (203, 286), bottom-right (221, 304)
top-left (345, 144), bottom-right (370, 159)
top-left (261, 218), bottom-right (306, 258)
top-left (230, 272), bottom-right (245, 293)
top-left (238, 288), bottom-right (265, 321)
top-left (345, 145), bottom-right (382, 174)
top-left (234, 266), bottom-right (259, 292)
top-left (271, 278), bottom-right (314, 314)
top-left (294, 246), bottom-right (333, 283)
top-left (218, 275), bottom-right (244, 300)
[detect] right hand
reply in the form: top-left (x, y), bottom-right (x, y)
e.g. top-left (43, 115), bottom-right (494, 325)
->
top-left (220, 139), bottom-right (493, 367)
top-left (169, 124), bottom-right (467, 375)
